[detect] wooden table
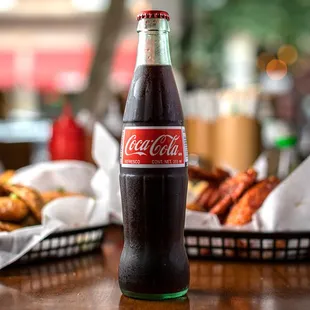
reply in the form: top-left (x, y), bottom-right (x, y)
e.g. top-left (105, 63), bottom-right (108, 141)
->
top-left (1, 230), bottom-right (310, 310)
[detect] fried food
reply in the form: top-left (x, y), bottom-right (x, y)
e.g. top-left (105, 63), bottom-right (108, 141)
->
top-left (186, 202), bottom-right (206, 212)
top-left (20, 213), bottom-right (40, 227)
top-left (196, 185), bottom-right (221, 210)
top-left (209, 195), bottom-right (233, 215)
top-left (0, 196), bottom-right (29, 222)
top-left (187, 181), bottom-right (210, 211)
top-left (187, 180), bottom-right (221, 211)
top-left (0, 176), bottom-right (86, 232)
top-left (2, 184), bottom-right (44, 222)
top-left (219, 168), bottom-right (257, 200)
top-left (0, 170), bottom-right (15, 185)
top-left (188, 166), bottom-right (230, 183)
top-left (225, 176), bottom-right (280, 226)
top-left (0, 221), bottom-right (22, 232)
top-left (209, 168), bottom-right (257, 215)
top-left (41, 191), bottom-right (83, 205)
top-left (190, 181), bottom-right (209, 197)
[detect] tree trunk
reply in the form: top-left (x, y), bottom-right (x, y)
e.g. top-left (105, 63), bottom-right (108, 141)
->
top-left (79, 0), bottom-right (126, 120)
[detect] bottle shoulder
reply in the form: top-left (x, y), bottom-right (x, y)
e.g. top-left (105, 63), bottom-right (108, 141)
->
top-left (123, 65), bottom-right (184, 124)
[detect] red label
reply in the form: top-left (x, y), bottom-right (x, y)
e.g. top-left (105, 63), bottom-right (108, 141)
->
top-left (121, 126), bottom-right (188, 168)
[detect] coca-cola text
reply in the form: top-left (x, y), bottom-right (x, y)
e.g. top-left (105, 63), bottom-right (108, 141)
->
top-left (121, 127), bottom-right (187, 167)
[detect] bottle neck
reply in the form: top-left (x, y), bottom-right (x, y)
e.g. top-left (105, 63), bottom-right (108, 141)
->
top-left (136, 18), bottom-right (171, 66)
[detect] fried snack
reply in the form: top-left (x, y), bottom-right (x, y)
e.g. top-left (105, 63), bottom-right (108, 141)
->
top-left (0, 196), bottom-right (29, 222)
top-left (191, 181), bottom-right (209, 197)
top-left (0, 221), bottom-right (22, 232)
top-left (225, 176), bottom-right (280, 226)
top-left (191, 181), bottom-right (209, 204)
top-left (41, 191), bottom-right (83, 205)
top-left (0, 170), bottom-right (15, 184)
top-left (186, 202), bottom-right (206, 212)
top-left (209, 195), bottom-right (233, 215)
top-left (187, 181), bottom-right (210, 211)
top-left (209, 168), bottom-right (257, 215)
top-left (186, 181), bottom-right (209, 212)
top-left (196, 185), bottom-right (221, 210)
top-left (187, 180), bottom-right (220, 211)
top-left (2, 184), bottom-right (44, 222)
top-left (20, 213), bottom-right (40, 227)
top-left (219, 168), bottom-right (257, 200)
top-left (188, 166), bottom-right (230, 183)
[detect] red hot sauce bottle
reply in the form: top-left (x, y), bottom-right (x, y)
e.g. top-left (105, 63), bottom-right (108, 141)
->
top-left (49, 103), bottom-right (86, 161)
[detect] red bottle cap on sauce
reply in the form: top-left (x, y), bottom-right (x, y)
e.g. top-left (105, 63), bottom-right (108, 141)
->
top-left (137, 10), bottom-right (170, 21)
top-left (49, 103), bottom-right (86, 161)
top-left (52, 104), bottom-right (80, 134)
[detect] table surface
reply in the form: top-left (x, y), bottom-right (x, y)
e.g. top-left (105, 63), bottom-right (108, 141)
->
top-left (1, 228), bottom-right (310, 310)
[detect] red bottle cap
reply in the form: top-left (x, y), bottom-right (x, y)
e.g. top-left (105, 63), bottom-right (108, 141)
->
top-left (53, 103), bottom-right (82, 135)
top-left (137, 10), bottom-right (170, 21)
top-left (49, 103), bottom-right (86, 161)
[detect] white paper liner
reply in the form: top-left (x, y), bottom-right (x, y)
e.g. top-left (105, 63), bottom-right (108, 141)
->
top-left (11, 160), bottom-right (96, 195)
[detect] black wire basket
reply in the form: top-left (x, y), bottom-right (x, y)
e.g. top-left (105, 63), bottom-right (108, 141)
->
top-left (184, 229), bottom-right (310, 262)
top-left (16, 225), bottom-right (106, 264)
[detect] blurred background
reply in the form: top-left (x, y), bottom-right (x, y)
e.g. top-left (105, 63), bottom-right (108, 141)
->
top-left (1, 0), bottom-right (310, 177)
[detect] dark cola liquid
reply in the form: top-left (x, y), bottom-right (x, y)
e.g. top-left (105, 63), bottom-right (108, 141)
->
top-left (119, 65), bottom-right (189, 296)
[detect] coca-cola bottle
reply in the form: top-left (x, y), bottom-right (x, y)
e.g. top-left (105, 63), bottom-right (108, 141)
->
top-left (119, 10), bottom-right (189, 300)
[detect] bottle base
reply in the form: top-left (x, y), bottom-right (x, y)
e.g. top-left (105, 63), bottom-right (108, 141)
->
top-left (121, 288), bottom-right (188, 300)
